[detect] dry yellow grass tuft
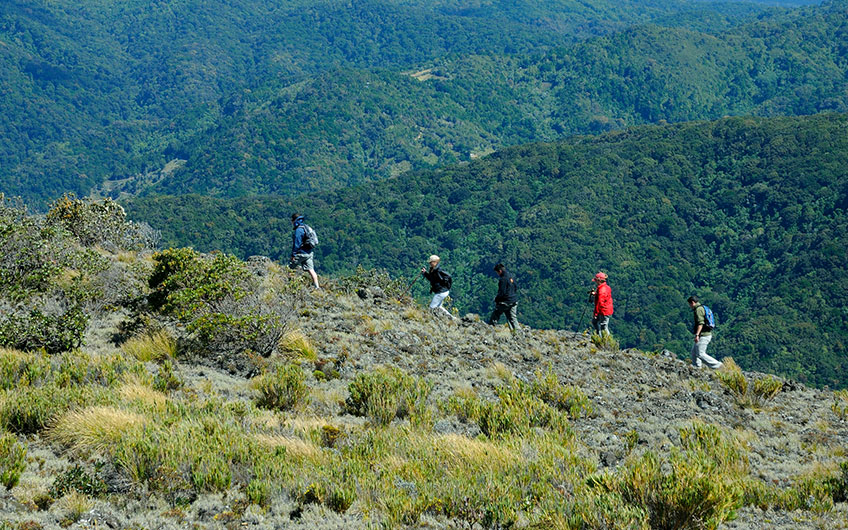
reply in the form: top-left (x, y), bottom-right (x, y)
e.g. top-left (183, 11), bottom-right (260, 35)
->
top-left (254, 434), bottom-right (322, 460)
top-left (118, 381), bottom-right (169, 410)
top-left (121, 330), bottom-right (177, 362)
top-left (50, 406), bottom-right (147, 455)
top-left (432, 433), bottom-right (520, 471)
top-left (486, 361), bottom-right (513, 383)
top-left (280, 329), bottom-right (317, 360)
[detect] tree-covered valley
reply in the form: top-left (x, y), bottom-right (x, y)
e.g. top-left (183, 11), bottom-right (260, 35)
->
top-left (127, 113), bottom-right (848, 389)
top-left (5, 0), bottom-right (844, 205)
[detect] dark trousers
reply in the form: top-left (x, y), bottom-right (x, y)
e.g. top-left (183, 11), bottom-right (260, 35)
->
top-left (489, 302), bottom-right (518, 330)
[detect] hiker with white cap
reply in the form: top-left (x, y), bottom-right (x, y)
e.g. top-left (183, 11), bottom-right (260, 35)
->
top-left (421, 255), bottom-right (454, 319)
top-left (590, 271), bottom-right (613, 335)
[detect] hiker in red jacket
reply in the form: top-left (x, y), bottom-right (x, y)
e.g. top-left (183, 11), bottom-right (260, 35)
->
top-left (590, 272), bottom-right (614, 335)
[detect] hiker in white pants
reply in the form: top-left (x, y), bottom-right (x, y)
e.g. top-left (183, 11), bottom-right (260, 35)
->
top-left (688, 296), bottom-right (723, 369)
top-left (422, 255), bottom-right (454, 319)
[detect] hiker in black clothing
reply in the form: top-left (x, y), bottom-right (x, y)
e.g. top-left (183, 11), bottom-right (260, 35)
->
top-left (488, 263), bottom-right (519, 331)
top-left (421, 255), bottom-right (454, 319)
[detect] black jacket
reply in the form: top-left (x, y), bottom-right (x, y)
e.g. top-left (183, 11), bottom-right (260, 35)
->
top-left (494, 271), bottom-right (518, 304)
top-left (423, 266), bottom-right (451, 294)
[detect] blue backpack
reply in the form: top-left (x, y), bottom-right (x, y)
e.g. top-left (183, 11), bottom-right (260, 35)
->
top-left (703, 305), bottom-right (716, 329)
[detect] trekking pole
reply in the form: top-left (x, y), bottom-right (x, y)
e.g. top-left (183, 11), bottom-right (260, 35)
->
top-left (401, 269), bottom-right (423, 298)
top-left (576, 304), bottom-right (588, 333)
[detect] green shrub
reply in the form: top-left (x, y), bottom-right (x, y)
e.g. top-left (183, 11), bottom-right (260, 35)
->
top-left (0, 430), bottom-right (26, 489)
top-left (46, 194), bottom-right (156, 251)
top-left (345, 367), bottom-right (431, 426)
top-left (335, 266), bottom-right (409, 299)
top-left (153, 359), bottom-right (183, 392)
top-left (590, 421), bottom-right (747, 530)
top-left (832, 389), bottom-right (848, 420)
top-left (50, 464), bottom-right (107, 498)
top-left (718, 359), bottom-right (783, 408)
top-left (254, 364), bottom-right (309, 411)
top-left (0, 305), bottom-right (88, 355)
top-left (590, 332), bottom-right (620, 352)
top-left (532, 367), bottom-right (593, 419)
top-left (148, 248), bottom-right (290, 358)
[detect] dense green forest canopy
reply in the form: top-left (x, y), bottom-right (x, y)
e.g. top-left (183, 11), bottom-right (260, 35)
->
top-left (0, 0), bottom-right (805, 206)
top-left (148, 0), bottom-right (847, 197)
top-left (126, 113), bottom-right (848, 389)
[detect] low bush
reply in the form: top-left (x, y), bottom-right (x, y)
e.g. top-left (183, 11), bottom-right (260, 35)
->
top-left (345, 367), bottom-right (431, 426)
top-left (335, 266), bottom-right (409, 300)
top-left (0, 304), bottom-right (88, 355)
top-left (532, 367), bottom-right (593, 419)
top-left (153, 359), bottom-right (183, 392)
top-left (589, 421), bottom-right (748, 530)
top-left (590, 332), bottom-right (620, 352)
top-left (445, 378), bottom-right (572, 438)
top-left (253, 364), bottom-right (309, 411)
top-left (148, 248), bottom-right (295, 359)
top-left (717, 359), bottom-right (783, 408)
top-left (50, 464), bottom-right (108, 498)
top-left (46, 194), bottom-right (157, 251)
top-left (832, 389), bottom-right (848, 420)
top-left (0, 430), bottom-right (26, 489)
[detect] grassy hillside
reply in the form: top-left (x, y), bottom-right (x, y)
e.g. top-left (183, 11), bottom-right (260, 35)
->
top-left (0, 200), bottom-right (846, 527)
top-left (0, 0), bottom-right (783, 205)
top-left (126, 113), bottom-right (848, 389)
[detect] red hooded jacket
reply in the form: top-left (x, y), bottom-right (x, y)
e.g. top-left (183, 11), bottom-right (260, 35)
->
top-left (594, 282), bottom-right (613, 317)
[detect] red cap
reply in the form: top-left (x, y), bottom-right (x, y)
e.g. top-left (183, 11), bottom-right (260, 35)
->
top-left (593, 272), bottom-right (608, 281)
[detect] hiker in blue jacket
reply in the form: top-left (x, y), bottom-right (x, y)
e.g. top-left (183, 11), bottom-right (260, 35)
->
top-left (290, 213), bottom-right (320, 289)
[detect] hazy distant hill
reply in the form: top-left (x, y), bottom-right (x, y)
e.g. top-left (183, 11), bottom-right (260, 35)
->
top-left (126, 113), bottom-right (848, 388)
top-left (0, 0), bottom-right (783, 205)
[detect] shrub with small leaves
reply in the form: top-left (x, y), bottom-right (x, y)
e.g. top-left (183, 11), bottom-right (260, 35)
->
top-left (718, 359), bottom-right (783, 408)
top-left (253, 364), bottom-right (309, 411)
top-left (335, 265), bottom-right (409, 299)
top-left (46, 194), bottom-right (157, 251)
top-left (148, 248), bottom-right (293, 359)
top-left (153, 359), bottom-right (183, 392)
top-left (590, 332), bottom-right (620, 352)
top-left (531, 367), bottom-right (593, 419)
top-left (345, 367), bottom-right (431, 426)
top-left (589, 421), bottom-right (748, 530)
top-left (0, 430), bottom-right (26, 489)
top-left (832, 389), bottom-right (848, 420)
top-left (50, 464), bottom-right (107, 498)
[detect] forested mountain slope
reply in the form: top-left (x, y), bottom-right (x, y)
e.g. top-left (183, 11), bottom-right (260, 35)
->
top-left (148, 0), bottom-right (848, 197)
top-left (127, 113), bottom-right (848, 389)
top-left (0, 0), bottom-right (787, 205)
